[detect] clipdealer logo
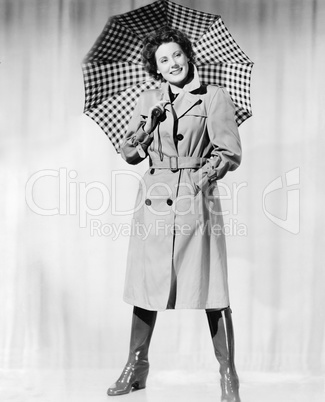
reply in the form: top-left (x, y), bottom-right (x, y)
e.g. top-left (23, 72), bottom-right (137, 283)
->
top-left (25, 167), bottom-right (300, 235)
top-left (262, 167), bottom-right (300, 234)
top-left (24, 167), bottom-right (248, 236)
top-left (25, 168), bottom-right (144, 228)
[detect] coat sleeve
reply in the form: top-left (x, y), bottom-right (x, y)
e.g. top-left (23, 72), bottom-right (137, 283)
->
top-left (194, 87), bottom-right (242, 190)
top-left (119, 93), bottom-right (153, 165)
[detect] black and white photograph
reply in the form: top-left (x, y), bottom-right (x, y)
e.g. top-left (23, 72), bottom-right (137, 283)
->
top-left (0, 0), bottom-right (324, 401)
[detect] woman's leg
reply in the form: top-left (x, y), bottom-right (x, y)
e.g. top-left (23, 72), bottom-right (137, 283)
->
top-left (206, 307), bottom-right (241, 402)
top-left (107, 306), bottom-right (157, 396)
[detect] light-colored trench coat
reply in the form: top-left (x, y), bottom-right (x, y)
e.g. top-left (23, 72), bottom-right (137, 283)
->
top-left (120, 68), bottom-right (241, 311)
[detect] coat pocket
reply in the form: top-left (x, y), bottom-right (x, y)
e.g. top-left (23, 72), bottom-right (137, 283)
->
top-left (188, 169), bottom-right (210, 196)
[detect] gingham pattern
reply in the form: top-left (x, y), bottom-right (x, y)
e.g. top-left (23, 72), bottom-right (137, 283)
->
top-left (83, 62), bottom-right (149, 111)
top-left (116, 0), bottom-right (166, 40)
top-left (82, 0), bottom-right (253, 152)
top-left (86, 80), bottom-right (161, 151)
top-left (195, 17), bottom-right (252, 64)
top-left (195, 17), bottom-right (253, 126)
top-left (84, 18), bottom-right (143, 64)
top-left (164, 0), bottom-right (218, 42)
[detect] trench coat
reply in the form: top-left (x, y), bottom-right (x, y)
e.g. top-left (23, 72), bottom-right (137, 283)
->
top-left (120, 67), bottom-right (241, 311)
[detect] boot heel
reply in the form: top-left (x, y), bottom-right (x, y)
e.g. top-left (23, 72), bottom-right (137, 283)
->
top-left (132, 367), bottom-right (149, 390)
top-left (132, 378), bottom-right (146, 390)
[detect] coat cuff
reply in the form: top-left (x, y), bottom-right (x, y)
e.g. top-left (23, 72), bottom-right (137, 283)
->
top-left (130, 127), bottom-right (154, 158)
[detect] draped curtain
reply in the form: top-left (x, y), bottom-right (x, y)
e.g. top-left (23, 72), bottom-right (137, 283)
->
top-left (1, 0), bottom-right (324, 375)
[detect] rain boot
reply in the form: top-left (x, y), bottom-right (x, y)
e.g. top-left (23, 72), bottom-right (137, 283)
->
top-left (206, 307), bottom-right (241, 402)
top-left (107, 306), bottom-right (157, 396)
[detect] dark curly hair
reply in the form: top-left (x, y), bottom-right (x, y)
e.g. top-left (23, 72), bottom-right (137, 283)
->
top-left (142, 26), bottom-right (196, 81)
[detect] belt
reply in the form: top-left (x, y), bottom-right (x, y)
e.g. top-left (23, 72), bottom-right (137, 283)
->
top-left (150, 156), bottom-right (207, 172)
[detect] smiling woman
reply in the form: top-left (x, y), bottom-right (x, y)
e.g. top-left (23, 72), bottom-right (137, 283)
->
top-left (155, 42), bottom-right (190, 88)
top-left (107, 26), bottom-right (242, 401)
top-left (141, 26), bottom-right (196, 83)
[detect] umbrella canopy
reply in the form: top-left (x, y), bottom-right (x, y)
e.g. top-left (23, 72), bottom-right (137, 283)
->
top-left (82, 0), bottom-right (253, 152)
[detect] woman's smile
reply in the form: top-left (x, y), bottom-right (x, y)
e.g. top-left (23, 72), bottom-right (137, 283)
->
top-left (170, 67), bottom-right (182, 74)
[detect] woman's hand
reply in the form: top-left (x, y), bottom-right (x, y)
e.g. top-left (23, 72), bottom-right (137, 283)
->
top-left (143, 101), bottom-right (169, 134)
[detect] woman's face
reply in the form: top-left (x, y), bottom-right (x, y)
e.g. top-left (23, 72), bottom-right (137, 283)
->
top-left (155, 42), bottom-right (189, 87)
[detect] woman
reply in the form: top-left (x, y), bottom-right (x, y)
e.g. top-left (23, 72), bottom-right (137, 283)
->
top-left (107, 26), bottom-right (242, 402)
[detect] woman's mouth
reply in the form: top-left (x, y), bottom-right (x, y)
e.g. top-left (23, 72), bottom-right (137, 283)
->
top-left (170, 68), bottom-right (182, 75)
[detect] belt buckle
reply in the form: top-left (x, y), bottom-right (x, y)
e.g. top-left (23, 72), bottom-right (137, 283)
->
top-left (169, 156), bottom-right (178, 172)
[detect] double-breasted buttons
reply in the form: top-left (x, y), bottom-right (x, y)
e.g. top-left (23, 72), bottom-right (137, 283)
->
top-left (145, 199), bottom-right (151, 206)
top-left (166, 198), bottom-right (173, 206)
top-left (176, 134), bottom-right (184, 141)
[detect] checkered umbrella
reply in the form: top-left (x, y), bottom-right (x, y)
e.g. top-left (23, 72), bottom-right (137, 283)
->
top-left (82, 0), bottom-right (253, 152)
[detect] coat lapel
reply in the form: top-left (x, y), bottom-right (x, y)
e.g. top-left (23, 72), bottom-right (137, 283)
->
top-left (172, 92), bottom-right (202, 119)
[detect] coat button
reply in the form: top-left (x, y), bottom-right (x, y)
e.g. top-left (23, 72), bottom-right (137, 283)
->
top-left (176, 134), bottom-right (184, 141)
top-left (145, 199), bottom-right (151, 206)
top-left (150, 168), bottom-right (155, 175)
top-left (166, 198), bottom-right (173, 206)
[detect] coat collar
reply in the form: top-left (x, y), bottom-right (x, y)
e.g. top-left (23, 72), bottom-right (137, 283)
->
top-left (162, 64), bottom-right (203, 119)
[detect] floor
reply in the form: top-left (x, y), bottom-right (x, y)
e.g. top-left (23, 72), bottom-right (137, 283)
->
top-left (0, 368), bottom-right (324, 402)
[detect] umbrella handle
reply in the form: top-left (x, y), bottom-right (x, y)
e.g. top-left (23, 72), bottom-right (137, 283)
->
top-left (150, 107), bottom-right (163, 130)
top-left (152, 107), bottom-right (162, 117)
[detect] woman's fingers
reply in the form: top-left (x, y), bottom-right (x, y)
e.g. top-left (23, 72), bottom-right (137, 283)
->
top-left (150, 101), bottom-right (169, 115)
top-left (145, 101), bottom-right (169, 133)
